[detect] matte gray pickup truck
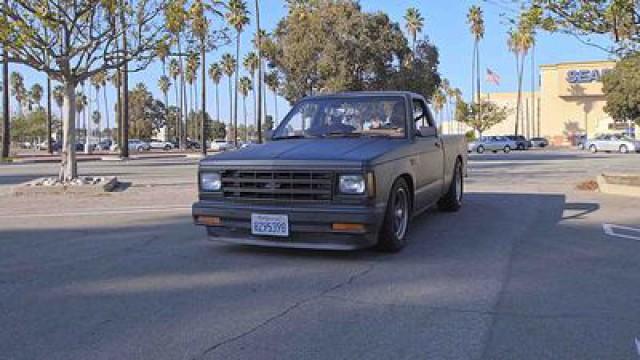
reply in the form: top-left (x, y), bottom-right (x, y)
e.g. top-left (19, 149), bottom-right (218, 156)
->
top-left (193, 91), bottom-right (468, 252)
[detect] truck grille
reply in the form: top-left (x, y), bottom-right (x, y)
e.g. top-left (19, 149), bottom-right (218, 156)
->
top-left (221, 170), bottom-right (334, 201)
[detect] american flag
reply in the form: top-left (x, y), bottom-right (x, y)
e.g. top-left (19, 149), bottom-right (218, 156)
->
top-left (486, 68), bottom-right (501, 86)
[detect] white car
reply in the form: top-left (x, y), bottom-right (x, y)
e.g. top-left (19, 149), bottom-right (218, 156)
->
top-left (149, 139), bottom-right (174, 151)
top-left (210, 139), bottom-right (233, 152)
top-left (586, 134), bottom-right (640, 153)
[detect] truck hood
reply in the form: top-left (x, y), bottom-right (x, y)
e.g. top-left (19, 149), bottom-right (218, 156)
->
top-left (206, 138), bottom-right (404, 163)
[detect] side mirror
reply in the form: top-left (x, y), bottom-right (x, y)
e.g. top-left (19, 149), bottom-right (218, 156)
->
top-left (418, 126), bottom-right (437, 138)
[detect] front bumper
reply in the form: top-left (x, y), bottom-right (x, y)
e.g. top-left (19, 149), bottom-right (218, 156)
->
top-left (192, 200), bottom-right (385, 250)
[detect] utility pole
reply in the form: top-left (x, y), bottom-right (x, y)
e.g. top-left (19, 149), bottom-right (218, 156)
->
top-left (1, 0), bottom-right (10, 160)
top-left (255, 0), bottom-right (263, 143)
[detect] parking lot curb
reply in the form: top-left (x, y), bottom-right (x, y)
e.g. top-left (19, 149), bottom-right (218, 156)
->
top-left (597, 173), bottom-right (640, 198)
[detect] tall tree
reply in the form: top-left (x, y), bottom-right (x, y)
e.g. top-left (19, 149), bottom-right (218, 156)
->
top-left (603, 52), bottom-right (640, 126)
top-left (404, 7), bottom-right (424, 52)
top-left (208, 63), bottom-right (223, 124)
top-left (239, 76), bottom-right (252, 142)
top-left (30, 84), bottom-right (44, 111)
top-left (226, 0), bottom-right (250, 146)
top-left (467, 6), bottom-right (485, 120)
top-left (265, 70), bottom-right (280, 124)
top-left (169, 58), bottom-right (181, 141)
top-left (508, 20), bottom-right (534, 137)
top-left (254, 0), bottom-right (264, 143)
top-left (0, 0), bottom-right (168, 180)
top-left (244, 52), bottom-right (259, 132)
top-left (221, 53), bottom-right (236, 135)
top-left (165, 0), bottom-right (188, 149)
top-left (10, 72), bottom-right (25, 116)
top-left (158, 75), bottom-right (172, 140)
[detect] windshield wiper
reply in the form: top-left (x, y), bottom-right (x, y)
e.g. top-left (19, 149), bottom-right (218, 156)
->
top-left (326, 132), bottom-right (363, 138)
top-left (272, 135), bottom-right (308, 140)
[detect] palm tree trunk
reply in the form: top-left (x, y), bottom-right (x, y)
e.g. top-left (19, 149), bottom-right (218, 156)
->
top-left (514, 53), bottom-right (522, 136)
top-left (201, 43), bottom-right (207, 155)
top-left (243, 95), bottom-right (247, 142)
top-left (215, 83), bottom-right (220, 124)
top-left (103, 86), bottom-right (110, 136)
top-left (255, 0), bottom-right (263, 143)
top-left (178, 39), bottom-right (186, 149)
top-left (228, 76), bottom-right (233, 139)
top-left (471, 41), bottom-right (476, 106)
top-left (1, 6), bottom-right (9, 160)
top-left (233, 33), bottom-right (241, 146)
top-left (251, 72), bottom-right (256, 130)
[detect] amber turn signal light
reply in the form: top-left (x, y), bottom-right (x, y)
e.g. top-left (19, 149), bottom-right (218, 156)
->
top-left (332, 223), bottom-right (366, 233)
top-left (196, 216), bottom-right (222, 226)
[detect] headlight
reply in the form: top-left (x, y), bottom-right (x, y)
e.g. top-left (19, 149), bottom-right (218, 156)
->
top-left (339, 175), bottom-right (366, 194)
top-left (200, 172), bottom-right (222, 192)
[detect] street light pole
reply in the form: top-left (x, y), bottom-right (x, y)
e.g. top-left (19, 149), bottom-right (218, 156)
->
top-left (1, 0), bottom-right (10, 160)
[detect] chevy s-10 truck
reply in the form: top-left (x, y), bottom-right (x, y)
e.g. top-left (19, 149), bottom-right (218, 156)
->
top-left (193, 91), bottom-right (468, 252)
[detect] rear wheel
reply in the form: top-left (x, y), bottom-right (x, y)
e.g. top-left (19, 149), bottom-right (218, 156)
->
top-left (164, 144), bottom-right (171, 151)
top-left (620, 145), bottom-right (629, 154)
top-left (589, 145), bottom-right (598, 153)
top-left (438, 159), bottom-right (463, 212)
top-left (377, 178), bottom-right (410, 252)
top-left (476, 146), bottom-right (485, 154)
top-left (504, 145), bottom-right (511, 153)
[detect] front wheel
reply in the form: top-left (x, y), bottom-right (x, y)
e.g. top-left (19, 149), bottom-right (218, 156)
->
top-left (620, 145), bottom-right (629, 154)
top-left (476, 146), bottom-right (485, 154)
top-left (377, 178), bottom-right (410, 252)
top-left (438, 159), bottom-right (463, 212)
top-left (590, 145), bottom-right (598, 153)
top-left (164, 144), bottom-right (172, 151)
top-left (504, 146), bottom-right (511, 153)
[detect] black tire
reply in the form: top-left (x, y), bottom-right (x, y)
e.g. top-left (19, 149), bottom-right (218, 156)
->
top-left (164, 144), bottom-right (171, 151)
top-left (620, 145), bottom-right (629, 154)
top-left (589, 145), bottom-right (597, 153)
top-left (504, 146), bottom-right (511, 153)
top-left (438, 159), bottom-right (463, 212)
top-left (476, 145), bottom-right (485, 154)
top-left (377, 178), bottom-right (411, 252)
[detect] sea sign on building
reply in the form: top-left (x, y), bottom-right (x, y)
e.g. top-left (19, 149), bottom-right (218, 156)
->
top-left (566, 69), bottom-right (613, 84)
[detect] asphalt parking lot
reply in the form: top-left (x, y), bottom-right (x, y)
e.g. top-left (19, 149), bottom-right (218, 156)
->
top-left (1, 150), bottom-right (640, 360)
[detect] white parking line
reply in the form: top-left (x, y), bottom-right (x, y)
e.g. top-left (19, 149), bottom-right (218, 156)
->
top-left (0, 205), bottom-right (191, 219)
top-left (602, 224), bottom-right (640, 241)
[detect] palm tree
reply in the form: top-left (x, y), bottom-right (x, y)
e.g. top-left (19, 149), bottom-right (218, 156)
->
top-left (226, 0), bottom-right (250, 146)
top-left (10, 72), bottom-right (26, 116)
top-left (75, 91), bottom-right (87, 143)
top-left (158, 75), bottom-right (172, 139)
top-left (165, 0), bottom-right (188, 148)
top-left (254, 0), bottom-right (264, 143)
top-left (404, 8), bottom-right (424, 52)
top-left (208, 63), bottom-right (222, 124)
top-left (432, 89), bottom-right (446, 132)
top-left (52, 85), bottom-right (65, 120)
top-left (169, 58), bottom-right (181, 142)
top-left (239, 76), bottom-right (252, 142)
top-left (90, 72), bottom-right (107, 136)
top-left (243, 52), bottom-right (259, 128)
top-left (30, 84), bottom-right (43, 110)
top-left (221, 53), bottom-right (236, 136)
top-left (467, 6), bottom-right (485, 112)
top-left (185, 53), bottom-right (199, 139)
top-left (265, 70), bottom-right (280, 124)
top-left (508, 25), bottom-right (533, 137)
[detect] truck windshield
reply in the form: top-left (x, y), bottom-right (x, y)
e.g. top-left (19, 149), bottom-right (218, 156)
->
top-left (272, 97), bottom-right (407, 139)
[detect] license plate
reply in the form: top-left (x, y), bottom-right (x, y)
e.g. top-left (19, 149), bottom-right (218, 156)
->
top-left (251, 214), bottom-right (289, 237)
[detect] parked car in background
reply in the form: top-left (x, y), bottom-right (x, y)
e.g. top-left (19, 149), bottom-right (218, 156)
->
top-left (128, 139), bottom-right (151, 152)
top-left (149, 139), bottom-right (174, 151)
top-left (530, 137), bottom-right (549, 148)
top-left (210, 139), bottom-right (234, 152)
top-left (586, 134), bottom-right (640, 154)
top-left (576, 135), bottom-right (587, 150)
top-left (468, 136), bottom-right (518, 154)
top-left (96, 139), bottom-right (113, 151)
top-left (186, 139), bottom-right (201, 150)
top-left (506, 135), bottom-right (532, 150)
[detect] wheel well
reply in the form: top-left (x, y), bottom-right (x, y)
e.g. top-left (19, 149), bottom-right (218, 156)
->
top-left (397, 174), bottom-right (414, 212)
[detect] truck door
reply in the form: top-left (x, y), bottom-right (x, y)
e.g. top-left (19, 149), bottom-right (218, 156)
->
top-left (412, 98), bottom-right (445, 209)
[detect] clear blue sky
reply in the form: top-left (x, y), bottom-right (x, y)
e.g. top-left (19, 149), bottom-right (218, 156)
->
top-left (11, 0), bottom-right (615, 129)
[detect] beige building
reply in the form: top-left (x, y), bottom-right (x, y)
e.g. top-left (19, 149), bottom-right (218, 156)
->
top-left (482, 60), bottom-right (632, 145)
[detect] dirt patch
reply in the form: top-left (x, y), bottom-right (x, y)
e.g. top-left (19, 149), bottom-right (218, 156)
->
top-left (576, 180), bottom-right (599, 191)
